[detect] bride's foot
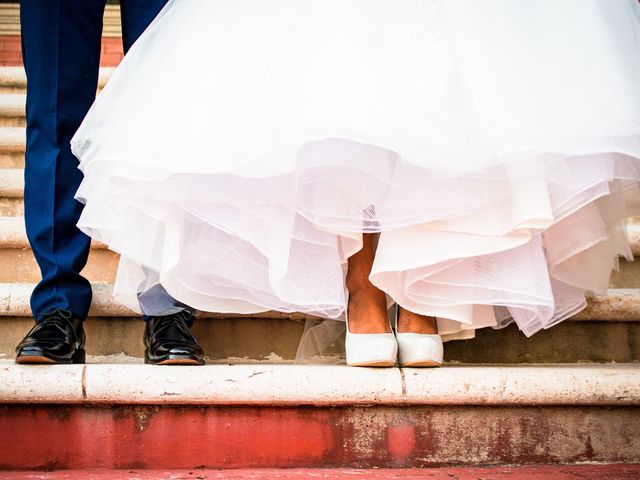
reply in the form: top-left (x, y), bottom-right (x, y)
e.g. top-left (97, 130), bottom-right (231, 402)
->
top-left (346, 285), bottom-right (391, 334)
top-left (344, 291), bottom-right (397, 366)
top-left (397, 308), bottom-right (438, 334)
top-left (396, 307), bottom-right (443, 368)
top-left (345, 233), bottom-right (391, 334)
top-left (345, 233), bottom-right (397, 367)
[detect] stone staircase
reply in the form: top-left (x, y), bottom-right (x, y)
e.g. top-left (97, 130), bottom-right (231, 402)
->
top-left (0, 65), bottom-right (639, 472)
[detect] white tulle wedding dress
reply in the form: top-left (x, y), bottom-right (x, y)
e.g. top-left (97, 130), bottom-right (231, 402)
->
top-left (72, 0), bottom-right (640, 344)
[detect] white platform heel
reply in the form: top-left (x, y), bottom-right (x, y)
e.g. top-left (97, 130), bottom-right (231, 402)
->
top-left (395, 307), bottom-right (443, 367)
top-left (345, 294), bottom-right (398, 367)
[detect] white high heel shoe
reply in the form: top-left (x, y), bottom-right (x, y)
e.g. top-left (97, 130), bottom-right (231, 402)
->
top-left (345, 294), bottom-right (398, 367)
top-left (395, 307), bottom-right (443, 367)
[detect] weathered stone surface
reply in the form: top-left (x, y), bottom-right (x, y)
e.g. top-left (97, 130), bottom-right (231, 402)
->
top-left (2, 362), bottom-right (637, 406)
top-left (0, 66), bottom-right (25, 91)
top-left (0, 168), bottom-right (21, 196)
top-left (610, 258), bottom-right (640, 288)
top-left (0, 282), bottom-right (134, 317)
top-left (0, 151), bottom-right (24, 168)
top-left (0, 216), bottom-right (106, 248)
top-left (0, 403), bottom-right (638, 468)
top-left (0, 249), bottom-right (118, 283)
top-left (402, 365), bottom-right (640, 406)
top-left (2, 317), bottom-right (639, 364)
top-left (574, 289), bottom-right (640, 321)
top-left (0, 197), bottom-right (22, 216)
top-left (0, 126), bottom-right (23, 152)
top-left (0, 66), bottom-right (114, 90)
top-left (630, 220), bottom-right (640, 256)
top-left (0, 362), bottom-right (83, 403)
top-left (444, 320), bottom-right (640, 364)
top-left (0, 93), bottom-right (24, 127)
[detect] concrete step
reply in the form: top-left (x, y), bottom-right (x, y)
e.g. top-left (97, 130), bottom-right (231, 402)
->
top-left (0, 363), bottom-right (638, 468)
top-left (0, 126), bottom-right (24, 153)
top-left (0, 168), bottom-right (21, 215)
top-left (1, 315), bottom-right (639, 364)
top-left (0, 67), bottom-right (29, 94)
top-left (1, 362), bottom-right (637, 406)
top-left (0, 247), bottom-right (118, 283)
top-left (0, 127), bottom-right (24, 166)
top-left (2, 466), bottom-right (640, 480)
top-left (0, 66), bottom-right (114, 93)
top-left (0, 282), bottom-right (638, 363)
top-left (0, 67), bottom-right (114, 166)
top-left (611, 218), bottom-right (640, 287)
top-left (0, 216), bottom-right (116, 283)
top-left (0, 93), bottom-right (25, 127)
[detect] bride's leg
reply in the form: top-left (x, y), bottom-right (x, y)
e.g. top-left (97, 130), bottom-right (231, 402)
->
top-left (346, 233), bottom-right (392, 334)
top-left (397, 308), bottom-right (438, 334)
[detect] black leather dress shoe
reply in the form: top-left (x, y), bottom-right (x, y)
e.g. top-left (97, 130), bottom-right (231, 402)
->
top-left (144, 310), bottom-right (204, 365)
top-left (15, 309), bottom-right (86, 364)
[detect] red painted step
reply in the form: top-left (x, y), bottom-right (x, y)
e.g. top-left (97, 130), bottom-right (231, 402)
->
top-left (2, 404), bottom-right (639, 469)
top-left (2, 364), bottom-right (638, 469)
top-left (1, 466), bottom-right (640, 480)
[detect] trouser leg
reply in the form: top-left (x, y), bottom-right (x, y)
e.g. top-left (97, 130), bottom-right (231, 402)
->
top-left (137, 268), bottom-right (194, 319)
top-left (21, 0), bottom-right (106, 321)
top-left (119, 0), bottom-right (169, 53)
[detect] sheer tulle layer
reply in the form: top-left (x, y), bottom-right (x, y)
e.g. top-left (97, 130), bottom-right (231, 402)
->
top-left (70, 0), bottom-right (640, 339)
top-left (73, 140), bottom-right (640, 337)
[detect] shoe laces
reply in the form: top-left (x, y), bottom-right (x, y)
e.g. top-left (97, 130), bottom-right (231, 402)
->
top-left (33, 309), bottom-right (77, 338)
top-left (40, 308), bottom-right (73, 323)
top-left (148, 310), bottom-right (195, 339)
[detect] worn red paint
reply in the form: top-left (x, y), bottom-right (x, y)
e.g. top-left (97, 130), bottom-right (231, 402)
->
top-left (1, 466), bottom-right (640, 480)
top-left (387, 424), bottom-right (416, 463)
top-left (0, 405), bottom-right (638, 469)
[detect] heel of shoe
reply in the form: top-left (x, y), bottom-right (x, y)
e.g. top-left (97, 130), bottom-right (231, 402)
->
top-left (71, 349), bottom-right (86, 364)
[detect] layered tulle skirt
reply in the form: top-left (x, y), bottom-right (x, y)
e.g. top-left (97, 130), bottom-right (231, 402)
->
top-left (72, 0), bottom-right (640, 341)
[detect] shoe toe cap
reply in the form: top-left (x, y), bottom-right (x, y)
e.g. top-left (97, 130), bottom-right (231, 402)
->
top-left (396, 333), bottom-right (443, 366)
top-left (345, 333), bottom-right (398, 366)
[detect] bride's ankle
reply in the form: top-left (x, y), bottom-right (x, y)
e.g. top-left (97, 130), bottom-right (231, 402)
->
top-left (347, 287), bottom-right (391, 334)
top-left (397, 307), bottom-right (438, 334)
top-left (345, 267), bottom-right (375, 293)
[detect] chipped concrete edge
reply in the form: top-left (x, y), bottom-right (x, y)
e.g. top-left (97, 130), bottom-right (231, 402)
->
top-left (573, 289), bottom-right (640, 321)
top-left (0, 363), bottom-right (638, 407)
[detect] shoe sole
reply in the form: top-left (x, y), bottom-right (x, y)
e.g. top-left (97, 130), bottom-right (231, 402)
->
top-left (15, 355), bottom-right (59, 364)
top-left (15, 349), bottom-right (86, 365)
top-left (400, 361), bottom-right (442, 368)
top-left (156, 358), bottom-right (203, 366)
top-left (347, 360), bottom-right (397, 367)
top-left (144, 350), bottom-right (204, 366)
